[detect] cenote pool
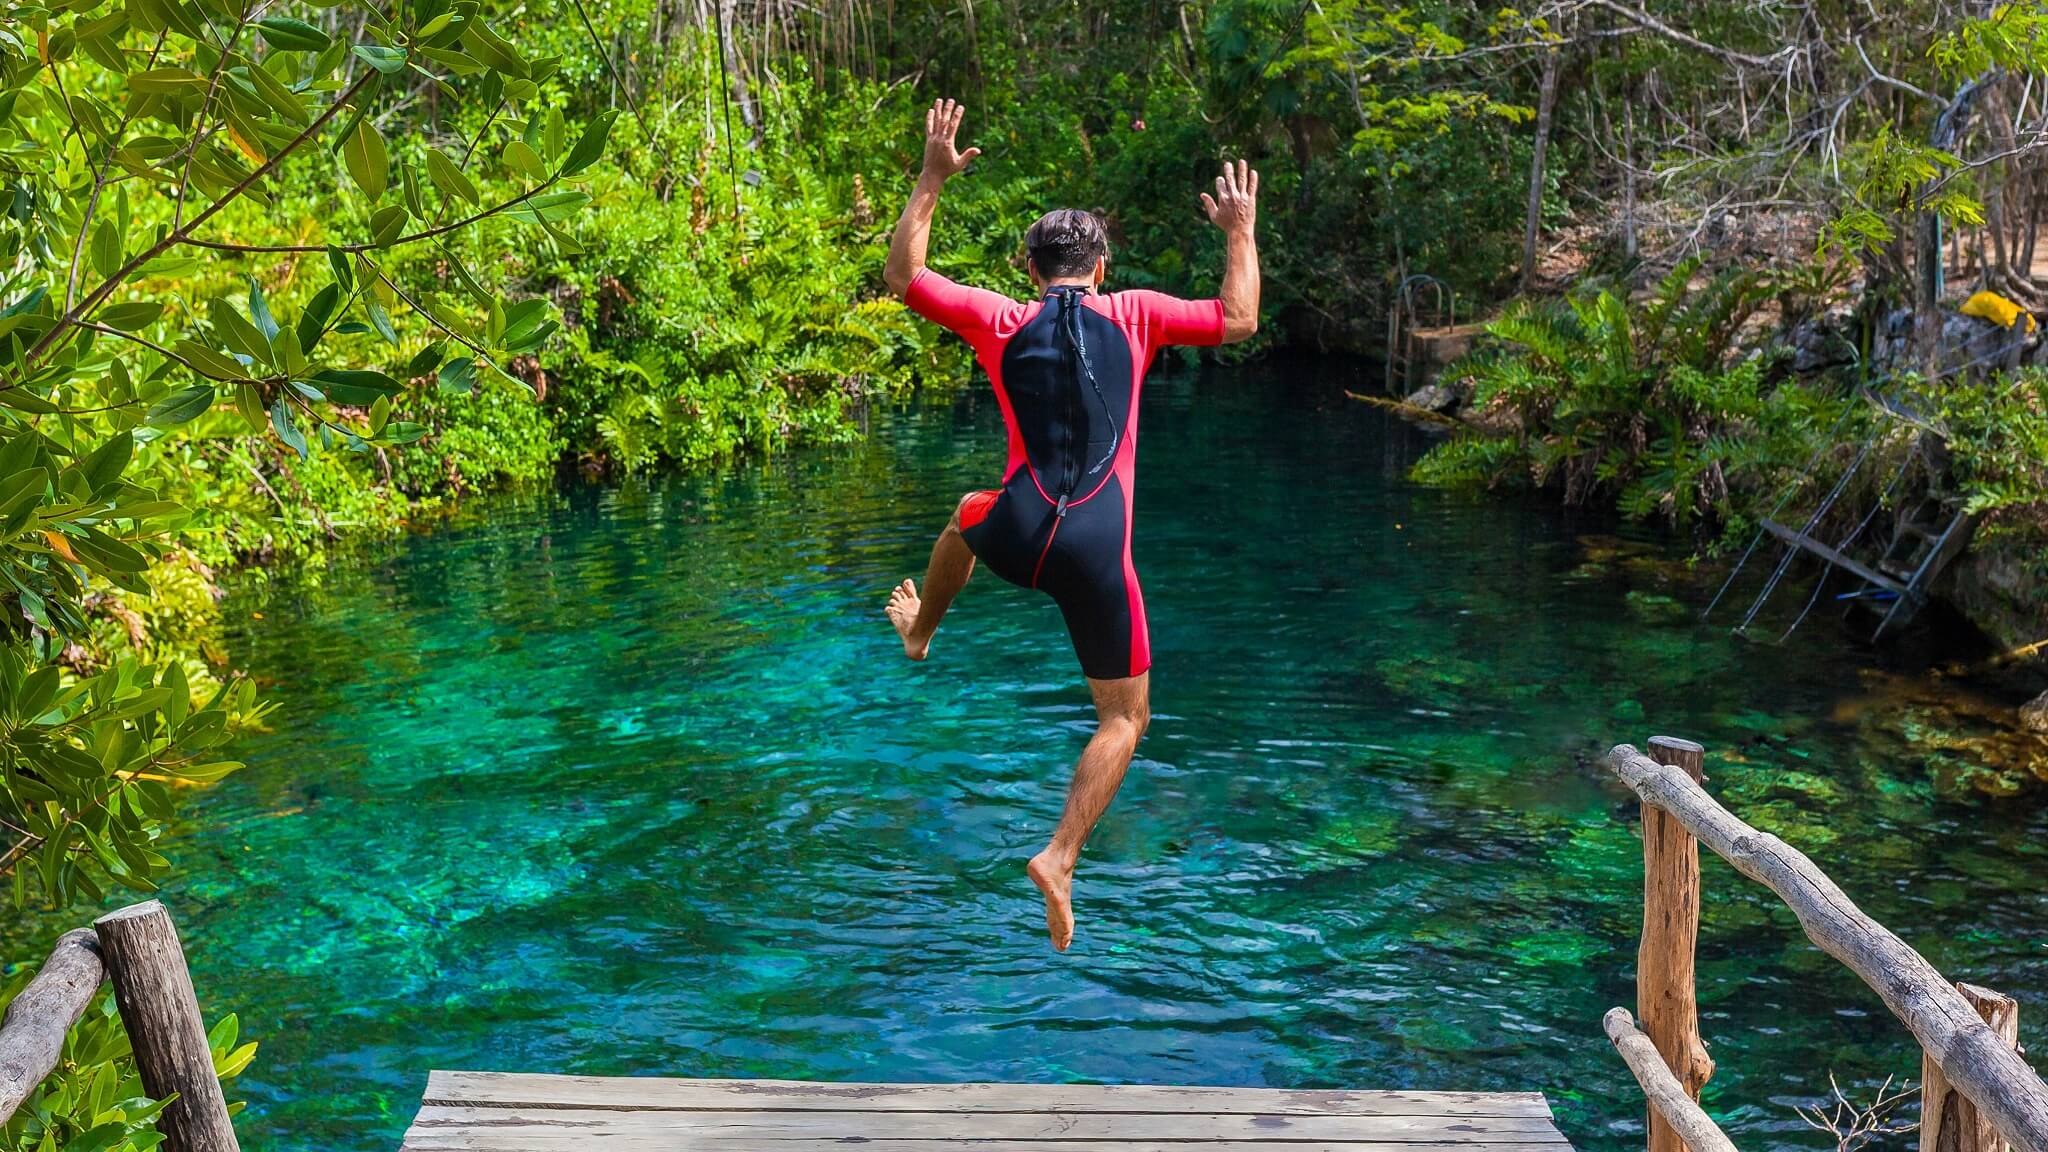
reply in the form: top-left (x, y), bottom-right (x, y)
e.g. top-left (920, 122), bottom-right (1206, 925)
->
top-left (26, 361), bottom-right (2048, 1149)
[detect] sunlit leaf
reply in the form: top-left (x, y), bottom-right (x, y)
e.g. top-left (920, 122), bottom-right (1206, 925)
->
top-left (97, 302), bottom-right (163, 331)
top-left (425, 148), bottom-right (480, 205)
top-left (562, 111), bottom-right (618, 176)
top-left (502, 139), bottom-right (545, 180)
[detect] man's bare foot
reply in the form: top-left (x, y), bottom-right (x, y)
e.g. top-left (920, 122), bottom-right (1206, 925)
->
top-left (1026, 849), bottom-right (1075, 951)
top-left (885, 579), bottom-right (929, 661)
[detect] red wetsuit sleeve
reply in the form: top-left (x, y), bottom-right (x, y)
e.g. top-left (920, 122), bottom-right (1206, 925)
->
top-left (905, 268), bottom-right (1016, 336)
top-left (904, 268), bottom-right (1034, 479)
top-left (1120, 289), bottom-right (1227, 347)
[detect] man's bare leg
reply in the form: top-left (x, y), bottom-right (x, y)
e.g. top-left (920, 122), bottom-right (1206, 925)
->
top-left (885, 493), bottom-right (979, 661)
top-left (1026, 671), bottom-right (1150, 951)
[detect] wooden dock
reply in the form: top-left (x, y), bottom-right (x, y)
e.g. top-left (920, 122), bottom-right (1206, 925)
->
top-left (398, 1071), bottom-right (1575, 1151)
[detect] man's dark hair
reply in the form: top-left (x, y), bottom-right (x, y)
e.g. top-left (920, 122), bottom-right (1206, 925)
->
top-left (1025, 209), bottom-right (1110, 279)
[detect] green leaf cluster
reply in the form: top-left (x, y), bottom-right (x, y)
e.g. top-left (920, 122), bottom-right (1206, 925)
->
top-left (1413, 257), bottom-right (1861, 537)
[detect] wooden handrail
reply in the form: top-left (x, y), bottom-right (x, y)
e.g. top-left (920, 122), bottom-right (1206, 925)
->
top-left (1926, 985), bottom-right (2022, 1152)
top-left (1606, 743), bottom-right (2048, 1152)
top-left (0, 929), bottom-right (105, 1123)
top-left (0, 902), bottom-right (238, 1151)
top-left (1604, 1007), bottom-right (1740, 1152)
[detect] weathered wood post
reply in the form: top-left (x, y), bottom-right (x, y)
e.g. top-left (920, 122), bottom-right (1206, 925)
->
top-left (0, 929), bottom-right (105, 1122)
top-left (94, 902), bottom-right (240, 1152)
top-left (1638, 735), bottom-right (1715, 1152)
top-left (1923, 984), bottom-right (2021, 1152)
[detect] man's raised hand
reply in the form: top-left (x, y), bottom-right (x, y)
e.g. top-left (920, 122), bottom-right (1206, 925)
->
top-left (921, 98), bottom-right (982, 182)
top-left (1200, 159), bottom-right (1259, 236)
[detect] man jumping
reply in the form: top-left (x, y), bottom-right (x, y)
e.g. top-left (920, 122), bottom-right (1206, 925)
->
top-left (880, 98), bottom-right (1261, 952)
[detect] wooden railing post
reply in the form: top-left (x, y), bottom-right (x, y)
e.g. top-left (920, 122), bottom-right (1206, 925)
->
top-left (1639, 735), bottom-right (1715, 1152)
top-left (94, 901), bottom-right (240, 1152)
top-left (1608, 743), bottom-right (2048, 1152)
top-left (1924, 985), bottom-right (2021, 1152)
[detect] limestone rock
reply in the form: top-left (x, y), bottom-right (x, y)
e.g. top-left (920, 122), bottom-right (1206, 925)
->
top-left (1403, 382), bottom-right (1458, 413)
top-left (2021, 690), bottom-right (2048, 734)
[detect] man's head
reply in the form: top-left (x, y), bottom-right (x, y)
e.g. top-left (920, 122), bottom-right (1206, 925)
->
top-left (1025, 209), bottom-right (1109, 289)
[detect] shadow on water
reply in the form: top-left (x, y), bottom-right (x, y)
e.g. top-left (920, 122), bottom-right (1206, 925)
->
top-left (22, 356), bottom-right (2048, 1150)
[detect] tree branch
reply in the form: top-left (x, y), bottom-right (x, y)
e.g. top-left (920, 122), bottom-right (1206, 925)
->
top-left (17, 69), bottom-right (379, 376)
top-left (1583, 0), bottom-right (1794, 69)
top-left (183, 176), bottom-right (564, 253)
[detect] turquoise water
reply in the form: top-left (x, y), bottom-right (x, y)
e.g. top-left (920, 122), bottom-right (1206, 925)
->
top-left (37, 362), bottom-right (2048, 1148)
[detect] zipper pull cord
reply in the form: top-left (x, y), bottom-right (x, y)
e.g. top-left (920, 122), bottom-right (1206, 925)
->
top-left (1059, 290), bottom-right (1119, 480)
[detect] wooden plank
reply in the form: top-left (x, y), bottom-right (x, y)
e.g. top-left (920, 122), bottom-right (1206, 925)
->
top-left (423, 1071), bottom-right (1554, 1118)
top-left (1603, 1008), bottom-right (1738, 1152)
top-left (403, 1106), bottom-right (1568, 1141)
top-left (0, 929), bottom-right (104, 1125)
top-left (1606, 745), bottom-right (2048, 1152)
top-left (1760, 518), bottom-right (1908, 596)
top-left (400, 1131), bottom-right (1574, 1151)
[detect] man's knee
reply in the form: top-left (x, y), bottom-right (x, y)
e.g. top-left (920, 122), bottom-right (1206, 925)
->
top-left (1093, 678), bottom-right (1149, 738)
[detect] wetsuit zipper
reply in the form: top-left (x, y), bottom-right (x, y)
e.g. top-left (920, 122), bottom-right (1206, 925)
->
top-left (1059, 293), bottom-right (1077, 515)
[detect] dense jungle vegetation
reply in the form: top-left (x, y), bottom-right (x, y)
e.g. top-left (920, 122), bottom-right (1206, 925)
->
top-left (5, 0), bottom-right (2048, 1142)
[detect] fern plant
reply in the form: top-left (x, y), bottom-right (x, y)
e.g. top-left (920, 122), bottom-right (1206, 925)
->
top-left (1414, 257), bottom-right (1851, 534)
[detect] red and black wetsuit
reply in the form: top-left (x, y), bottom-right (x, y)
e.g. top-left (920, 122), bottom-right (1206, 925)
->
top-left (906, 270), bottom-right (1226, 680)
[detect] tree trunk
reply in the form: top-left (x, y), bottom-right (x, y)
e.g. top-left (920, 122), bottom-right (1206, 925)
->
top-left (716, 0), bottom-right (758, 135)
top-left (1522, 46), bottom-right (1563, 293)
top-left (1623, 81), bottom-right (1639, 264)
top-left (1917, 75), bottom-right (1994, 368)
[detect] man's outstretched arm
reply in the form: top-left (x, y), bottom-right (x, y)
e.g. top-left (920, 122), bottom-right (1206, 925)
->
top-left (884, 98), bottom-right (981, 299)
top-left (1200, 159), bottom-right (1261, 343)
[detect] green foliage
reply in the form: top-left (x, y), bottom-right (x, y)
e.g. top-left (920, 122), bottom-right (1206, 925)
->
top-left (1930, 3), bottom-right (2048, 77)
top-left (1, 650), bottom-right (261, 908)
top-left (1823, 123), bottom-right (1982, 257)
top-left (1414, 259), bottom-right (1859, 534)
top-left (1938, 370), bottom-right (2048, 518)
top-left (0, 0), bottom-right (624, 1135)
top-left (0, 976), bottom-right (256, 1152)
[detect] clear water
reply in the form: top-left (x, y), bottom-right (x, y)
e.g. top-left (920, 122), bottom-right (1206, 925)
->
top-left (19, 362), bottom-right (2048, 1150)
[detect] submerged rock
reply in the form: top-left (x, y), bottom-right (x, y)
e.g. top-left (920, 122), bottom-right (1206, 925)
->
top-left (2022, 690), bottom-right (2048, 733)
top-left (1848, 668), bottom-right (2048, 796)
top-left (1403, 382), bottom-right (1458, 414)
